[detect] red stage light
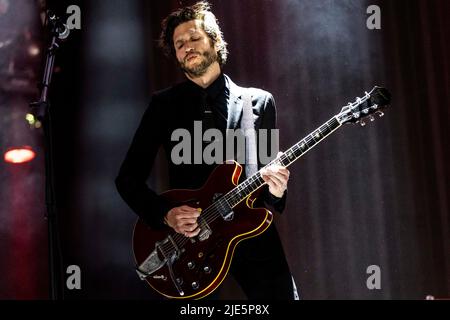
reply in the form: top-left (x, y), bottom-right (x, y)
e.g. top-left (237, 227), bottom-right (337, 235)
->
top-left (4, 147), bottom-right (36, 164)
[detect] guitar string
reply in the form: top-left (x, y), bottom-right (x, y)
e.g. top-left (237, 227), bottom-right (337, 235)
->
top-left (162, 161), bottom-right (280, 252)
top-left (197, 117), bottom-right (339, 225)
top-left (160, 172), bottom-right (265, 253)
top-left (159, 95), bottom-right (386, 255)
top-left (159, 97), bottom-right (391, 255)
top-left (161, 118), bottom-right (340, 253)
top-left (163, 155), bottom-right (288, 252)
top-left (161, 131), bottom-right (324, 252)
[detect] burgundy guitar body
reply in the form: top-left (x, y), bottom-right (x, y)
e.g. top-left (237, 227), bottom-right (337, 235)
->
top-left (132, 160), bottom-right (273, 299)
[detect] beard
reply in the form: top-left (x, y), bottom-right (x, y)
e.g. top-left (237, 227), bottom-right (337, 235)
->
top-left (179, 48), bottom-right (218, 78)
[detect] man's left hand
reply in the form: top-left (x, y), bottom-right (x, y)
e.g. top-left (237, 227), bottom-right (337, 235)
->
top-left (260, 163), bottom-right (290, 198)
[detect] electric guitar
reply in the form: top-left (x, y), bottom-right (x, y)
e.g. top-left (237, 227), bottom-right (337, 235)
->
top-left (132, 86), bottom-right (391, 299)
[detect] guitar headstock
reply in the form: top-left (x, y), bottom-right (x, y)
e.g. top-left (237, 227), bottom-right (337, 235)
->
top-left (337, 86), bottom-right (391, 126)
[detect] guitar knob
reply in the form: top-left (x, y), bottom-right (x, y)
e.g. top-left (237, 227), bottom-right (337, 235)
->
top-left (203, 266), bottom-right (211, 274)
top-left (191, 281), bottom-right (199, 290)
top-left (187, 261), bottom-right (195, 269)
top-left (176, 278), bottom-right (183, 285)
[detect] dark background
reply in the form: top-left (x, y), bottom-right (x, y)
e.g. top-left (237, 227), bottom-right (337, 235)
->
top-left (0, 0), bottom-right (448, 300)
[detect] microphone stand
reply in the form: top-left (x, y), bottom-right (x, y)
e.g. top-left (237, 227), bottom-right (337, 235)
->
top-left (30, 12), bottom-right (69, 300)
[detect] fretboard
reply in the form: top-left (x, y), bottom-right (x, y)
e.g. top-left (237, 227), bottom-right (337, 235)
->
top-left (219, 116), bottom-right (342, 209)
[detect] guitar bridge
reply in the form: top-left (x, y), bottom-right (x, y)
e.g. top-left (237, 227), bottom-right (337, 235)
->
top-left (197, 216), bottom-right (212, 241)
top-left (136, 237), bottom-right (185, 296)
top-left (136, 237), bottom-right (180, 280)
top-left (136, 247), bottom-right (166, 280)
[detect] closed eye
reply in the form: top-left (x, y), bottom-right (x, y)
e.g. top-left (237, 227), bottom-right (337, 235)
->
top-left (175, 35), bottom-right (202, 50)
top-left (176, 42), bottom-right (184, 50)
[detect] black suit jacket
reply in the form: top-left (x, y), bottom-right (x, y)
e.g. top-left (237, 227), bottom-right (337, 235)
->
top-left (115, 74), bottom-right (287, 229)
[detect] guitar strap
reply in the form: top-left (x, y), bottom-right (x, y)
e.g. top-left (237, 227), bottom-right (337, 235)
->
top-left (241, 91), bottom-right (258, 178)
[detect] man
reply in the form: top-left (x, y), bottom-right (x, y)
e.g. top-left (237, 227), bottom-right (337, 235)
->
top-left (116, 1), bottom-right (298, 300)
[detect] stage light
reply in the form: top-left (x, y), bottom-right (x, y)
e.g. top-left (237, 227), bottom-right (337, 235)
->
top-left (28, 44), bottom-right (40, 57)
top-left (25, 112), bottom-right (41, 128)
top-left (1, 105), bottom-right (40, 165)
top-left (25, 113), bottom-right (35, 124)
top-left (4, 146), bottom-right (36, 164)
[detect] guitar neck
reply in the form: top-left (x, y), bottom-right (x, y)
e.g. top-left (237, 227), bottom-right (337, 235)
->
top-left (223, 116), bottom-right (342, 208)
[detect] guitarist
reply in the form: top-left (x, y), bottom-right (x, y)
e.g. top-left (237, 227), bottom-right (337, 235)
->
top-left (116, 1), bottom-right (298, 300)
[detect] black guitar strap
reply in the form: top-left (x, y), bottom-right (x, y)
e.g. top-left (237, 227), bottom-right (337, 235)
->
top-left (241, 91), bottom-right (258, 178)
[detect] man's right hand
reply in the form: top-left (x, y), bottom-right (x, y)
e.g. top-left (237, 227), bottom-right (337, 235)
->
top-left (165, 205), bottom-right (201, 238)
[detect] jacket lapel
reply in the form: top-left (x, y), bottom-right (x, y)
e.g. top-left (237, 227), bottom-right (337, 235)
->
top-left (225, 76), bottom-right (244, 130)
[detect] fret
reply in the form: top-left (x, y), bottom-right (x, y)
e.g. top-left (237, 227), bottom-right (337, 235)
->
top-left (327, 117), bottom-right (340, 130)
top-left (291, 146), bottom-right (302, 158)
top-left (319, 124), bottom-right (331, 135)
top-left (285, 150), bottom-right (296, 162)
top-left (245, 181), bottom-right (255, 193)
top-left (281, 157), bottom-right (291, 167)
top-left (312, 130), bottom-right (322, 142)
top-left (305, 136), bottom-right (315, 148)
top-left (298, 141), bottom-right (308, 152)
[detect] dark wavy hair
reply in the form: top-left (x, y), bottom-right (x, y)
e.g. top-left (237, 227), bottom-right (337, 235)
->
top-left (158, 1), bottom-right (228, 66)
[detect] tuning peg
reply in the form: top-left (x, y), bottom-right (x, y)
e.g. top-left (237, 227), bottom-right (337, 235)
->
top-left (369, 115), bottom-right (375, 122)
top-left (376, 111), bottom-right (384, 117)
top-left (360, 119), bottom-right (366, 127)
